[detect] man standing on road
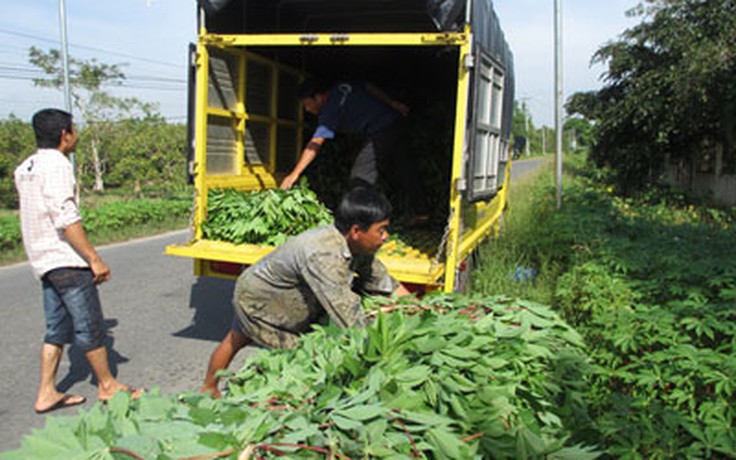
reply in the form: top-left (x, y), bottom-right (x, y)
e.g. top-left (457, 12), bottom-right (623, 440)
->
top-left (200, 187), bottom-right (410, 398)
top-left (14, 108), bottom-right (142, 414)
top-left (280, 78), bottom-right (430, 227)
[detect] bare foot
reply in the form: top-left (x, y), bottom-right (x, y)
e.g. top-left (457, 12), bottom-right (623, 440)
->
top-left (98, 385), bottom-right (144, 402)
top-left (199, 385), bottom-right (222, 399)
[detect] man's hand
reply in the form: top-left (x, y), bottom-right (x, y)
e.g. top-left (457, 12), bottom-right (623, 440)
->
top-left (280, 172), bottom-right (299, 190)
top-left (89, 257), bottom-right (111, 284)
top-left (64, 221), bottom-right (111, 284)
top-left (390, 100), bottom-right (410, 117)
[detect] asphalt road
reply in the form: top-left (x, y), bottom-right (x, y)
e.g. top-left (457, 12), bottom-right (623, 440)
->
top-left (0, 157), bottom-right (547, 452)
top-left (0, 230), bottom-right (247, 452)
top-left (510, 156), bottom-right (547, 181)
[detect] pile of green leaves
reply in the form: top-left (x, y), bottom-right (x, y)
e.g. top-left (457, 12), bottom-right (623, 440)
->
top-left (202, 180), bottom-right (333, 246)
top-left (2, 295), bottom-right (598, 460)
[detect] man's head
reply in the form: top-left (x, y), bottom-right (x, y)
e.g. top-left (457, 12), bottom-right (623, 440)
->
top-left (335, 187), bottom-right (392, 255)
top-left (298, 78), bottom-right (329, 115)
top-left (32, 108), bottom-right (77, 153)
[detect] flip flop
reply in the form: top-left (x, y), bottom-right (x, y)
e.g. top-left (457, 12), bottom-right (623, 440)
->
top-left (35, 394), bottom-right (87, 414)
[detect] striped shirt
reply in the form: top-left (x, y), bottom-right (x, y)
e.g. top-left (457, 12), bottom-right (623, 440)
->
top-left (14, 149), bottom-right (87, 279)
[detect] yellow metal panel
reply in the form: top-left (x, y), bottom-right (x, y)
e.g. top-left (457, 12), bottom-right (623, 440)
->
top-left (194, 41), bottom-right (210, 239)
top-left (457, 160), bottom-right (512, 261)
top-left (166, 240), bottom-right (275, 265)
top-left (206, 107), bottom-right (246, 119)
top-left (268, 61), bottom-right (278, 171)
top-left (237, 53), bottom-right (247, 176)
top-left (202, 169), bottom-right (278, 191)
top-left (202, 32), bottom-right (467, 47)
top-left (444, 25), bottom-right (473, 293)
top-left (166, 239), bottom-right (445, 285)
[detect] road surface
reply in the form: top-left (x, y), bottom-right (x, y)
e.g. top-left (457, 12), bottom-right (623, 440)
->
top-left (0, 230), bottom-right (245, 452)
top-left (0, 157), bottom-right (547, 452)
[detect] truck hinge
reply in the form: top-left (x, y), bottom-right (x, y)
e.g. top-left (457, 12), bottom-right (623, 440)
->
top-left (299, 34), bottom-right (319, 44)
top-left (330, 34), bottom-right (350, 43)
top-left (464, 53), bottom-right (475, 69)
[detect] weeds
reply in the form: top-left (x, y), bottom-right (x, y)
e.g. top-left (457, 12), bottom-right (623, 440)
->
top-left (474, 154), bottom-right (736, 457)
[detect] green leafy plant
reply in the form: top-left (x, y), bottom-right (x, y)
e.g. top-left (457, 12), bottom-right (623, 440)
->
top-left (202, 180), bottom-right (333, 246)
top-left (475, 154), bottom-right (736, 457)
top-left (2, 295), bottom-right (599, 460)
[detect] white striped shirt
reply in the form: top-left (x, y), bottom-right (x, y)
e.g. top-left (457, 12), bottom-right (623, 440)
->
top-left (14, 149), bottom-right (87, 279)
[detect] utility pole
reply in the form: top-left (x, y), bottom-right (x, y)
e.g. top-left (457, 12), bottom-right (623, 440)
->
top-left (524, 110), bottom-right (530, 156)
top-left (520, 97), bottom-right (532, 156)
top-left (59, 0), bottom-right (78, 196)
top-left (542, 128), bottom-right (546, 155)
top-left (58, 0), bottom-right (72, 114)
top-left (554, 0), bottom-right (563, 209)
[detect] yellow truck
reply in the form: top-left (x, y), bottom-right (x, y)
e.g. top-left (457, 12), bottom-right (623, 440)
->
top-left (166, 0), bottom-right (515, 293)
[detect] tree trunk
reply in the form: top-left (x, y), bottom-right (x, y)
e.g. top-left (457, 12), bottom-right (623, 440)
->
top-left (91, 134), bottom-right (105, 191)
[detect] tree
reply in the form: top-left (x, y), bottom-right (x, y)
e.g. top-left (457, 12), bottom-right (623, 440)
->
top-left (563, 117), bottom-right (593, 153)
top-left (0, 116), bottom-right (35, 208)
top-left (102, 116), bottom-right (187, 191)
top-left (29, 47), bottom-right (157, 191)
top-left (567, 0), bottom-right (736, 192)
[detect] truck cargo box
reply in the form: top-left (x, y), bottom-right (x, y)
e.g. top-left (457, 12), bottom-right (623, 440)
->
top-left (167, 0), bottom-right (514, 292)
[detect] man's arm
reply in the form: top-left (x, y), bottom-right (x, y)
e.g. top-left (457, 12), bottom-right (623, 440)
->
top-left (365, 82), bottom-right (410, 116)
top-left (280, 137), bottom-right (325, 190)
top-left (64, 221), bottom-right (111, 284)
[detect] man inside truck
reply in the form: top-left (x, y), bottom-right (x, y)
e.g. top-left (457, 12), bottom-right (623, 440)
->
top-left (200, 187), bottom-right (410, 398)
top-left (279, 78), bottom-right (430, 227)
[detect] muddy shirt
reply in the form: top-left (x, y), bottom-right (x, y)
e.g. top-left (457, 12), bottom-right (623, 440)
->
top-left (233, 225), bottom-right (398, 348)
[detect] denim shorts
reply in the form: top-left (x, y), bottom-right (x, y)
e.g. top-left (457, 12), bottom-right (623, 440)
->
top-left (41, 267), bottom-right (106, 352)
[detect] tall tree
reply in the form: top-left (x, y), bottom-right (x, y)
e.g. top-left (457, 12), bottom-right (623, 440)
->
top-left (0, 116), bottom-right (35, 208)
top-left (567, 0), bottom-right (736, 192)
top-left (29, 47), bottom-right (157, 191)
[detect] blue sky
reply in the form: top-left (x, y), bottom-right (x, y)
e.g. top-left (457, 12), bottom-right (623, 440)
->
top-left (0, 0), bottom-right (640, 127)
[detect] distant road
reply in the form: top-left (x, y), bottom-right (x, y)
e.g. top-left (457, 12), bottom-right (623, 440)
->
top-left (511, 156), bottom-right (548, 181)
top-left (0, 157), bottom-right (547, 452)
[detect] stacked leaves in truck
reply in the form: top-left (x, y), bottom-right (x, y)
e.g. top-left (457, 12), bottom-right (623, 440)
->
top-left (202, 180), bottom-right (332, 246)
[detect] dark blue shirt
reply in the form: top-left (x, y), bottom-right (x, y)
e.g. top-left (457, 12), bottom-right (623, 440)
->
top-left (312, 82), bottom-right (399, 139)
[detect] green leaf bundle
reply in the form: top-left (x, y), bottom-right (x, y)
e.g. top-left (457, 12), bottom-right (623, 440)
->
top-left (2, 294), bottom-right (599, 460)
top-left (202, 180), bottom-right (333, 246)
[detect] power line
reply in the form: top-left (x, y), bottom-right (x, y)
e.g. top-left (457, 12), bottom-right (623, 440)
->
top-left (0, 27), bottom-right (182, 69)
top-left (0, 65), bottom-right (185, 86)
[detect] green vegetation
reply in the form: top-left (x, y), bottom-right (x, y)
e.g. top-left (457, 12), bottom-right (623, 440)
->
top-left (1, 295), bottom-right (596, 460)
top-left (202, 181), bottom-right (333, 246)
top-left (0, 50), bottom-right (190, 265)
top-left (474, 155), bottom-right (736, 457)
top-left (0, 193), bottom-right (191, 266)
top-left (567, 0), bottom-right (736, 192)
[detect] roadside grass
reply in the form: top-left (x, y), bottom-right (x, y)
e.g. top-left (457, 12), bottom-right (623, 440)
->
top-left (472, 156), bottom-right (562, 303)
top-left (0, 191), bottom-right (192, 267)
top-left (472, 153), bottom-right (736, 457)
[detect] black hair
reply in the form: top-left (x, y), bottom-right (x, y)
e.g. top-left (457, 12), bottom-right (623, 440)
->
top-left (334, 187), bottom-right (392, 233)
top-left (32, 108), bottom-right (73, 149)
top-left (298, 77), bottom-right (330, 99)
